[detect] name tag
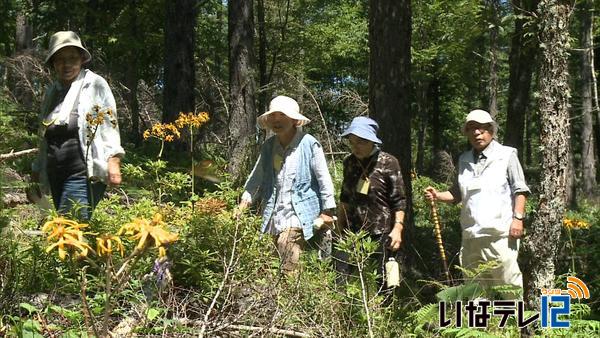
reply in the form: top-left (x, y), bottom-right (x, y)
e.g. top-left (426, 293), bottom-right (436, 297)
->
top-left (273, 154), bottom-right (283, 172)
top-left (356, 178), bottom-right (370, 195)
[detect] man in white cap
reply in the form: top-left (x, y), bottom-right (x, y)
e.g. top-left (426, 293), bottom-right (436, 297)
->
top-left (237, 95), bottom-right (336, 272)
top-left (424, 109), bottom-right (530, 297)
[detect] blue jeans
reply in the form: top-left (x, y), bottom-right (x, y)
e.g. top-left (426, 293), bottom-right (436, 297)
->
top-left (51, 175), bottom-right (106, 221)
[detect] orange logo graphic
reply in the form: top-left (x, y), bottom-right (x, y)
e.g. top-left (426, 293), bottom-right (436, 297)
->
top-left (565, 276), bottom-right (590, 299)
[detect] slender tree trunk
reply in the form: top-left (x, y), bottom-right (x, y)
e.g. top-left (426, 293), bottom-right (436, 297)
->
top-left (525, 108), bottom-right (533, 166)
top-left (487, 0), bottom-right (500, 118)
top-left (126, 0), bottom-right (141, 145)
top-left (228, 0), bottom-right (257, 183)
top-left (9, 7), bottom-right (33, 111)
top-left (504, 0), bottom-right (538, 158)
top-left (416, 79), bottom-right (426, 174)
top-left (579, 0), bottom-right (597, 197)
top-left (369, 0), bottom-right (413, 268)
top-left (430, 68), bottom-right (442, 153)
top-left (163, 0), bottom-right (196, 123)
top-left (257, 0), bottom-right (268, 113)
top-left (520, 1), bottom-right (572, 333)
top-left (15, 11), bottom-right (32, 52)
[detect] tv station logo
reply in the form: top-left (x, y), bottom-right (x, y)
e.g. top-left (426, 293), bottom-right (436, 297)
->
top-left (439, 276), bottom-right (590, 329)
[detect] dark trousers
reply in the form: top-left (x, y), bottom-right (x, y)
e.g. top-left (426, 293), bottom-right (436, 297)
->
top-left (50, 175), bottom-right (106, 221)
top-left (333, 233), bottom-right (398, 292)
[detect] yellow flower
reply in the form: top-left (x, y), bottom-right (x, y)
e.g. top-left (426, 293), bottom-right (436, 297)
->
top-left (142, 122), bottom-right (181, 142)
top-left (119, 213), bottom-right (179, 253)
top-left (42, 217), bottom-right (91, 260)
top-left (563, 218), bottom-right (590, 230)
top-left (96, 234), bottom-right (125, 257)
top-left (158, 246), bottom-right (167, 258)
top-left (175, 112), bottom-right (210, 129)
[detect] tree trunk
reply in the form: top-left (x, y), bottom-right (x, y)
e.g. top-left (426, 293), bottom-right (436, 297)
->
top-left (15, 11), bottom-right (32, 52)
top-left (228, 0), bottom-right (257, 183)
top-left (504, 0), bottom-right (538, 159)
top-left (163, 0), bottom-right (196, 123)
top-left (415, 79), bottom-right (427, 174)
top-left (10, 8), bottom-right (34, 111)
top-left (520, 0), bottom-right (572, 329)
top-left (525, 108), bottom-right (533, 166)
top-left (125, 0), bottom-right (141, 145)
top-left (579, 0), bottom-right (597, 197)
top-left (430, 68), bottom-right (442, 153)
top-left (487, 0), bottom-right (500, 118)
top-left (369, 0), bottom-right (413, 268)
top-left (257, 0), bottom-right (268, 113)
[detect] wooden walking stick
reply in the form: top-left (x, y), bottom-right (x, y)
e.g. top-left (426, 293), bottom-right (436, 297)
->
top-left (430, 199), bottom-right (452, 284)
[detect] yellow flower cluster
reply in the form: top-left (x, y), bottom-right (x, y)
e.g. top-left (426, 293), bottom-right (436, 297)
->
top-left (96, 234), bottom-right (125, 257)
top-left (118, 213), bottom-right (179, 257)
top-left (143, 122), bottom-right (181, 142)
top-left (86, 105), bottom-right (117, 128)
top-left (142, 112), bottom-right (209, 143)
top-left (86, 105), bottom-right (117, 146)
top-left (175, 111), bottom-right (210, 129)
top-left (43, 217), bottom-right (91, 260)
top-left (563, 218), bottom-right (590, 230)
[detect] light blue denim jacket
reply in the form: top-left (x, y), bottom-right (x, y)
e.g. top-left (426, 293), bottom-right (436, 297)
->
top-left (243, 133), bottom-right (335, 240)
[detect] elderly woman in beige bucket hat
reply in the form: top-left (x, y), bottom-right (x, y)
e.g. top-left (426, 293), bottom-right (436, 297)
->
top-left (237, 95), bottom-right (336, 273)
top-left (32, 31), bottom-right (124, 220)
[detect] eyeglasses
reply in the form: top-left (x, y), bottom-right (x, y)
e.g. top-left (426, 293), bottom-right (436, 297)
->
top-left (344, 136), bottom-right (372, 148)
top-left (465, 124), bottom-right (492, 134)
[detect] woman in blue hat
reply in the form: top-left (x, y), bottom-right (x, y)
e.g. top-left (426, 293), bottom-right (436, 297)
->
top-left (336, 116), bottom-right (406, 289)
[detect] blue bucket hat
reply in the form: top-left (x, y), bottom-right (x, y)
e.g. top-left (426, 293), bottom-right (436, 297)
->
top-left (341, 116), bottom-right (382, 144)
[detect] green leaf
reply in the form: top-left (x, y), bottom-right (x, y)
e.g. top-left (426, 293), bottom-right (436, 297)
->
top-left (147, 307), bottom-right (160, 321)
top-left (19, 303), bottom-right (39, 315)
top-left (21, 319), bottom-right (42, 334)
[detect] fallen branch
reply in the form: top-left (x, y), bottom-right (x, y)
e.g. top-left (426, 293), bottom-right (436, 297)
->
top-left (0, 148), bottom-right (38, 162)
top-left (224, 324), bottom-right (311, 338)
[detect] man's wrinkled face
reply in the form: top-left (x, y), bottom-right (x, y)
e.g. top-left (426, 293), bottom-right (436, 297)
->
top-left (465, 121), bottom-right (493, 151)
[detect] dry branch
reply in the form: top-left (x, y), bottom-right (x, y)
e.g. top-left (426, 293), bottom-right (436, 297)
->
top-left (0, 148), bottom-right (38, 162)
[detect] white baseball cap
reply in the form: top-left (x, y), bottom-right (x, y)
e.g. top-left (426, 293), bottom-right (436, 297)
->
top-left (462, 109), bottom-right (497, 135)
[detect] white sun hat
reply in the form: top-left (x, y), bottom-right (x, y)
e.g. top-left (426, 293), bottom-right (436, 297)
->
top-left (257, 95), bottom-right (311, 129)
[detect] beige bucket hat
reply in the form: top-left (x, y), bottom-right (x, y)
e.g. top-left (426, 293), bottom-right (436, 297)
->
top-left (45, 31), bottom-right (92, 65)
top-left (257, 95), bottom-right (310, 129)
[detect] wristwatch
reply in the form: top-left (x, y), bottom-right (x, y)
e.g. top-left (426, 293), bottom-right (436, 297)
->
top-left (513, 212), bottom-right (525, 221)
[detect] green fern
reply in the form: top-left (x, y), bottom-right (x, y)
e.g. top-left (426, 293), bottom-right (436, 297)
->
top-left (410, 302), bottom-right (439, 326)
top-left (442, 326), bottom-right (503, 338)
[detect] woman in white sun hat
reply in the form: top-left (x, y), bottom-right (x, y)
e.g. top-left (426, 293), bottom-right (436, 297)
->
top-left (237, 95), bottom-right (336, 272)
top-left (32, 31), bottom-right (124, 220)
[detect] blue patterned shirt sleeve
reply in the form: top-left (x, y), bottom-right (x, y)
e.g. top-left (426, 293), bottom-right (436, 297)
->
top-left (310, 143), bottom-right (336, 210)
top-left (241, 152), bottom-right (265, 204)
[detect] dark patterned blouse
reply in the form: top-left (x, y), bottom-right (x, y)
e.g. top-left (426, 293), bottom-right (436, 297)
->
top-left (340, 150), bottom-right (406, 235)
